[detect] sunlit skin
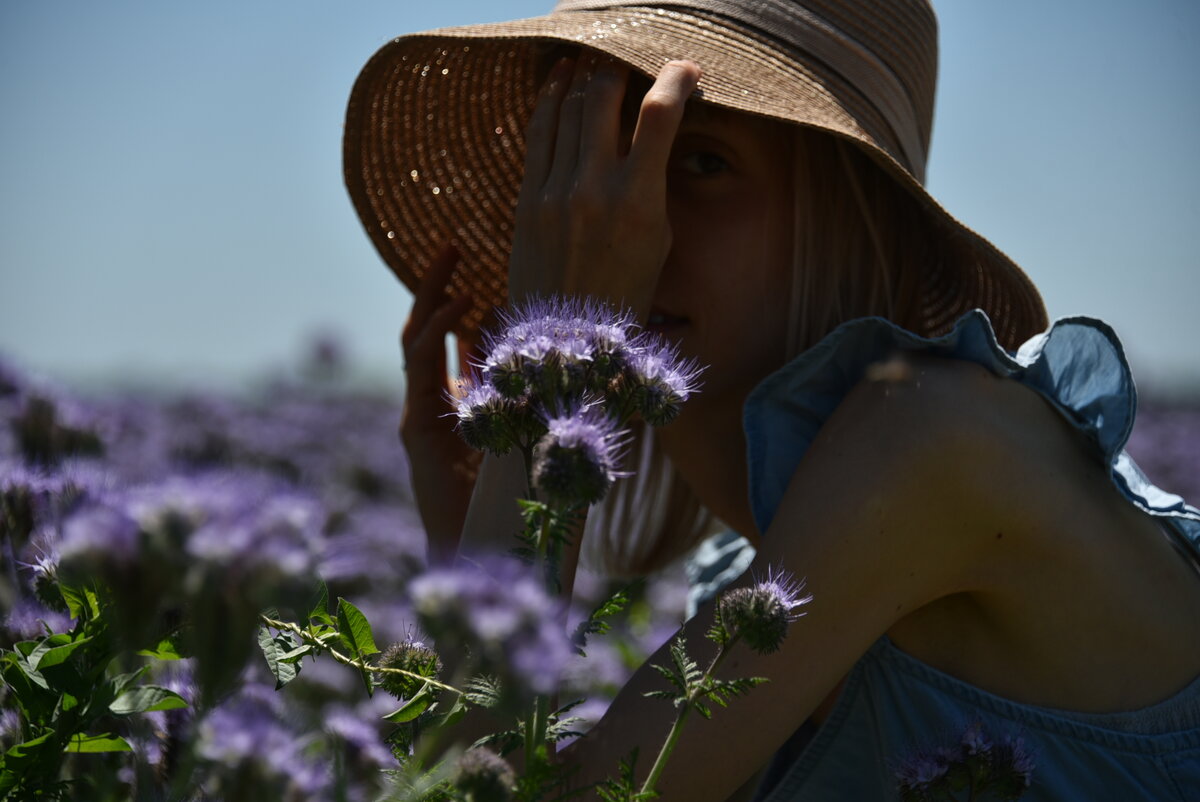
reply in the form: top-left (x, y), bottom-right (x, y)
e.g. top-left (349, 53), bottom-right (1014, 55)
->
top-left (405, 54), bottom-right (1200, 801)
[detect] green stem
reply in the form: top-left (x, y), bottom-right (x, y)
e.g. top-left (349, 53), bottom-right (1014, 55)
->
top-left (640, 703), bottom-right (691, 795)
top-left (536, 507), bottom-right (554, 590)
top-left (639, 640), bottom-right (736, 796)
top-left (258, 615), bottom-right (462, 696)
top-left (525, 693), bottom-right (548, 768)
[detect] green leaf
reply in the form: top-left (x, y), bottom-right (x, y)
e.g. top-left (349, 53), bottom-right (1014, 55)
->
top-left (137, 636), bottom-right (183, 661)
top-left (336, 599), bottom-right (379, 658)
top-left (30, 635), bottom-right (91, 670)
top-left (65, 733), bottom-right (132, 753)
top-left (59, 583), bottom-right (94, 620)
top-left (382, 684), bottom-right (434, 723)
top-left (647, 662), bottom-right (685, 695)
top-left (109, 685), bottom-right (188, 715)
top-left (309, 581), bottom-right (334, 628)
top-left (336, 598), bottom-right (378, 696)
top-left (4, 732), bottom-right (54, 761)
top-left (463, 675), bottom-right (503, 709)
top-left (258, 626), bottom-right (301, 689)
top-left (12, 654), bottom-right (49, 692)
top-left (572, 588), bottom-right (632, 652)
top-left (423, 694), bottom-right (468, 731)
top-left (111, 666), bottom-right (150, 698)
top-left (1, 654), bottom-right (55, 722)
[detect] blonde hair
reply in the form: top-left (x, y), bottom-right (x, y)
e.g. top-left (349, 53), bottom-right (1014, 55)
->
top-left (583, 125), bottom-right (948, 576)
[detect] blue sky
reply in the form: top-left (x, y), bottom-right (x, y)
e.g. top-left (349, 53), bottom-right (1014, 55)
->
top-left (2, 1), bottom-right (1197, 394)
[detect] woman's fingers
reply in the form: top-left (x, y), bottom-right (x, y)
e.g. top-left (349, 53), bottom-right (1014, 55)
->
top-left (403, 243), bottom-right (460, 352)
top-left (402, 244), bottom-right (473, 399)
top-left (520, 56), bottom-right (573, 196)
top-left (404, 295), bottom-right (472, 395)
top-left (547, 53), bottom-right (594, 188)
top-left (629, 60), bottom-right (702, 174)
top-left (579, 57), bottom-right (629, 165)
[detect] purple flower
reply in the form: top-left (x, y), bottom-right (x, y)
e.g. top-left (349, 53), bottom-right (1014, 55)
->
top-left (717, 566), bottom-right (811, 655)
top-left (3, 597), bottom-right (72, 641)
top-left (479, 296), bottom-right (638, 404)
top-left (0, 708), bottom-right (21, 752)
top-left (992, 734), bottom-right (1037, 796)
top-left (895, 751), bottom-right (950, 792)
top-left (319, 501), bottom-right (427, 588)
top-left (9, 394), bottom-right (105, 468)
top-left (451, 380), bottom-right (524, 456)
top-left (325, 706), bottom-right (395, 769)
top-left (895, 723), bottom-right (1036, 801)
top-left (57, 497), bottom-right (140, 575)
top-left (961, 720), bottom-right (993, 756)
top-left (532, 404), bottom-right (627, 508)
top-left (408, 557), bottom-right (573, 696)
top-left (1, 460), bottom-right (108, 549)
top-left (197, 680), bottom-right (329, 796)
top-left (188, 491), bottom-right (321, 581)
top-left (625, 339), bottom-right (703, 426)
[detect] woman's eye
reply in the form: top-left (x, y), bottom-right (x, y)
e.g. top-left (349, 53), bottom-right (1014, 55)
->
top-left (677, 151), bottom-right (729, 176)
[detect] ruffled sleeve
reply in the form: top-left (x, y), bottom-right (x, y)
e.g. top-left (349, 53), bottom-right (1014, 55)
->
top-left (742, 310), bottom-right (1200, 564)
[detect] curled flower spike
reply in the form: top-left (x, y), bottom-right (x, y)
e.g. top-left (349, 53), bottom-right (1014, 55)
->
top-left (532, 404), bottom-right (628, 509)
top-left (626, 339), bottom-right (704, 427)
top-left (451, 381), bottom-right (522, 456)
top-left (717, 567), bottom-right (811, 655)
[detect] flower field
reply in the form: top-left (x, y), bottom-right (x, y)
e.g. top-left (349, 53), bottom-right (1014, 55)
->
top-left (1, 330), bottom-right (1196, 800)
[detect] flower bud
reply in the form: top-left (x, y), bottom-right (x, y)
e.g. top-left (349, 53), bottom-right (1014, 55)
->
top-left (627, 343), bottom-right (702, 427)
top-left (717, 568), bottom-right (810, 655)
top-left (453, 382), bottom-right (520, 456)
top-left (375, 639), bottom-right (442, 701)
top-left (532, 406), bottom-right (626, 509)
top-left (453, 748), bottom-right (516, 802)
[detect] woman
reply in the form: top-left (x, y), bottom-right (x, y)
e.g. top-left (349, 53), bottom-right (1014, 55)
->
top-left (344, 0), bottom-right (1200, 798)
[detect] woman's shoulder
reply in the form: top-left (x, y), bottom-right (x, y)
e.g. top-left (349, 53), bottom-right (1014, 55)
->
top-left (746, 311), bottom-right (1200, 558)
top-left (754, 318), bottom-right (1200, 713)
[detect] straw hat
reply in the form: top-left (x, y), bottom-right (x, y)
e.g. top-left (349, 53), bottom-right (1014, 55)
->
top-left (343, 0), bottom-right (1047, 349)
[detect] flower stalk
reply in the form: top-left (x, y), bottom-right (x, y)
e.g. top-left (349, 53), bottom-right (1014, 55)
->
top-left (259, 614), bottom-right (462, 697)
top-left (639, 638), bottom-right (736, 795)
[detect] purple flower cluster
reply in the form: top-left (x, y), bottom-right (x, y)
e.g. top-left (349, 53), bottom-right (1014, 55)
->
top-left (0, 347), bottom-right (427, 798)
top-left (409, 557), bottom-right (573, 697)
top-left (452, 295), bottom-right (702, 509)
top-left (196, 680), bottom-right (330, 798)
top-left (895, 721), bottom-right (1036, 801)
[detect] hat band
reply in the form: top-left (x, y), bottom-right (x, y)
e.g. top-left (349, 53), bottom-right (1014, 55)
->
top-left (554, 0), bottom-right (928, 181)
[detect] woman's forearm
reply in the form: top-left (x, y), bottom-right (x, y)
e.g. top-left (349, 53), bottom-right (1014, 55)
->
top-left (457, 450), bottom-right (530, 563)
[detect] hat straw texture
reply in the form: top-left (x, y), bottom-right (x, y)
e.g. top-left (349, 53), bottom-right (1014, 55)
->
top-left (343, 0), bottom-right (1047, 348)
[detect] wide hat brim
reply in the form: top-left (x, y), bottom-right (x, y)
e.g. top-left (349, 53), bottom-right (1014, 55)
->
top-left (343, 4), bottom-right (1047, 349)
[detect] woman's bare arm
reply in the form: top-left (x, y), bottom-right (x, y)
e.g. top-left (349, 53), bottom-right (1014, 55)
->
top-left (559, 357), bottom-right (1056, 799)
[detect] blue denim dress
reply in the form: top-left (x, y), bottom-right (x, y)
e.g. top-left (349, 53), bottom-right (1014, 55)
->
top-left (686, 311), bottom-right (1200, 800)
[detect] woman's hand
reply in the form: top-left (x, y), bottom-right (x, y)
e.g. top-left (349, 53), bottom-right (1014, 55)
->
top-left (399, 244), bottom-right (480, 564)
top-left (508, 53), bottom-right (702, 319)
